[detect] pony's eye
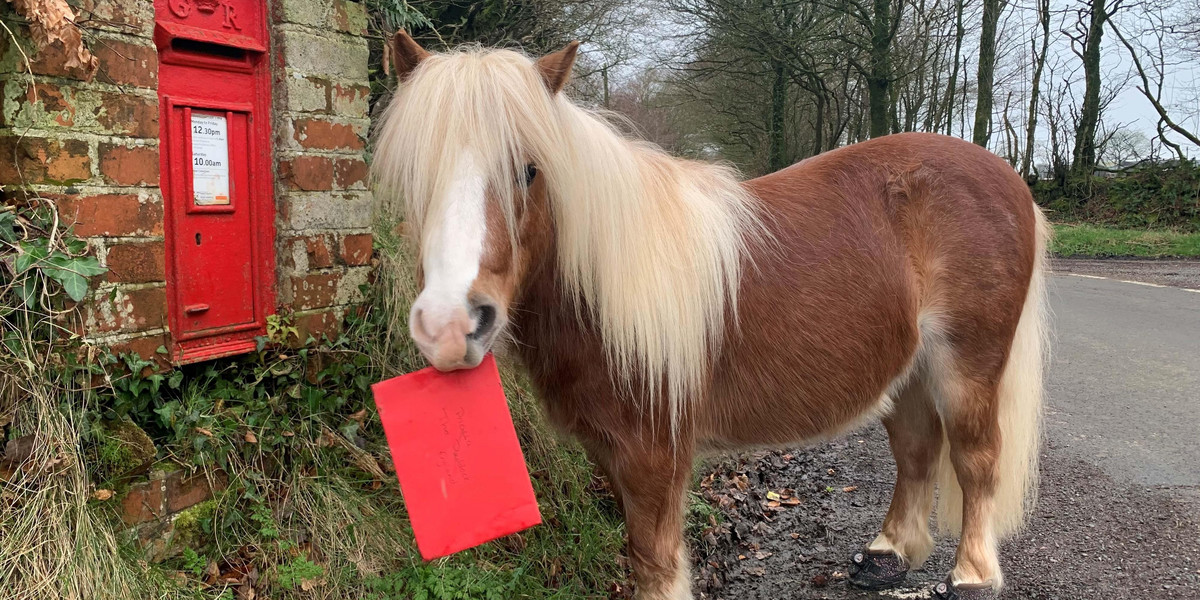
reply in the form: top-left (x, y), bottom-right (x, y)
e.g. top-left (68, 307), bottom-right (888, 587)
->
top-left (524, 164), bottom-right (537, 187)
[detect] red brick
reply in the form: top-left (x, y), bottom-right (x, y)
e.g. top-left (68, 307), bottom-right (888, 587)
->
top-left (339, 233), bottom-right (373, 266)
top-left (334, 158), bottom-right (367, 189)
top-left (291, 272), bottom-right (340, 310)
top-left (87, 286), bottom-right (167, 334)
top-left (0, 136), bottom-right (91, 184)
top-left (57, 194), bottom-right (163, 237)
top-left (331, 82), bottom-right (369, 114)
top-left (332, 0), bottom-right (364, 34)
top-left (96, 91), bottom-right (158, 138)
top-left (295, 310), bottom-right (341, 343)
top-left (94, 39), bottom-right (157, 88)
top-left (108, 333), bottom-right (170, 370)
top-left (27, 38), bottom-right (98, 81)
top-left (304, 235), bottom-right (335, 269)
top-left (281, 155), bottom-right (334, 191)
top-left (293, 118), bottom-right (364, 150)
top-left (105, 242), bottom-right (165, 283)
top-left (77, 0), bottom-right (150, 32)
top-left (165, 470), bottom-right (227, 514)
top-left (99, 143), bottom-right (159, 186)
top-left (121, 478), bottom-right (164, 526)
top-left (24, 82), bottom-right (77, 126)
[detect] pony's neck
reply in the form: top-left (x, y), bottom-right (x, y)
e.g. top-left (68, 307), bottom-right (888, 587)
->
top-left (539, 101), bottom-right (763, 433)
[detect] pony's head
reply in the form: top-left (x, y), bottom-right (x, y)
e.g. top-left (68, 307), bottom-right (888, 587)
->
top-left (372, 32), bottom-right (578, 371)
top-left (372, 33), bottom-right (762, 430)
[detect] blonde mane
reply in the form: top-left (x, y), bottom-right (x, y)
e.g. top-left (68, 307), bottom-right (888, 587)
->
top-left (371, 46), bottom-right (764, 431)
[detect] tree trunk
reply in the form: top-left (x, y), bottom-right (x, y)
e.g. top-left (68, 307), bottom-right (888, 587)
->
top-left (769, 61), bottom-right (788, 171)
top-left (868, 0), bottom-right (893, 137)
top-left (972, 0), bottom-right (1003, 146)
top-left (943, 0), bottom-right (966, 135)
top-left (1072, 0), bottom-right (1109, 176)
top-left (1021, 0), bottom-right (1050, 178)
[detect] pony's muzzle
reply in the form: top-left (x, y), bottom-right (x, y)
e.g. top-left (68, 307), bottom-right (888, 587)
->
top-left (409, 295), bottom-right (501, 371)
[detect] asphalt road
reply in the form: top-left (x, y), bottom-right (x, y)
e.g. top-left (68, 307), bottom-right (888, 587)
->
top-left (694, 259), bottom-right (1200, 599)
top-left (1045, 268), bottom-right (1200, 501)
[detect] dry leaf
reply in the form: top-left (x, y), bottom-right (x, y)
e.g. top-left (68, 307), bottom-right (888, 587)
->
top-left (244, 430), bottom-right (258, 444)
top-left (195, 427), bottom-right (213, 437)
top-left (8, 0), bottom-right (98, 78)
top-left (92, 488), bottom-right (113, 501)
top-left (842, 486), bottom-right (858, 493)
top-left (282, 431), bottom-right (294, 437)
top-left (348, 409), bottom-right (367, 422)
top-left (754, 551), bottom-right (772, 560)
top-left (765, 491), bottom-right (781, 501)
top-left (782, 497), bottom-right (801, 506)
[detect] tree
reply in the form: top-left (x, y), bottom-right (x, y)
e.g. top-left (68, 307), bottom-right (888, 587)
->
top-left (971, 0), bottom-right (1006, 146)
top-left (1021, 0), bottom-right (1051, 178)
top-left (1068, 0), bottom-right (1124, 176)
top-left (1111, 9), bottom-right (1200, 158)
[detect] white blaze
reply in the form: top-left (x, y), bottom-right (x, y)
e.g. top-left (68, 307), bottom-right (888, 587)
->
top-left (410, 151), bottom-right (487, 342)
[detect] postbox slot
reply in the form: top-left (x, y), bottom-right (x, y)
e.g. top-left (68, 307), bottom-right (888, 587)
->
top-left (171, 37), bottom-right (246, 61)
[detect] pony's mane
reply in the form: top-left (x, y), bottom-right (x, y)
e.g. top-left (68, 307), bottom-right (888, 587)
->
top-left (372, 46), bottom-right (764, 431)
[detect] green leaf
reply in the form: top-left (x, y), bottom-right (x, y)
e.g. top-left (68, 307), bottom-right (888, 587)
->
top-left (56, 271), bottom-right (89, 302)
top-left (0, 212), bottom-right (15, 243)
top-left (18, 277), bottom-right (38, 309)
top-left (15, 241), bottom-right (48, 273)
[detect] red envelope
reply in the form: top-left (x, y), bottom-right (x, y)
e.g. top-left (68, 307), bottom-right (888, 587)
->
top-left (371, 354), bottom-right (541, 560)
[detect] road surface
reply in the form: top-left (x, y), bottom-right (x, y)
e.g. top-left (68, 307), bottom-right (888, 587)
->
top-left (692, 260), bottom-right (1200, 599)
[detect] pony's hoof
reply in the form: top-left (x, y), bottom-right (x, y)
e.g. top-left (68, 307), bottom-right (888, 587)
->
top-left (931, 578), bottom-right (999, 600)
top-left (847, 549), bottom-right (907, 590)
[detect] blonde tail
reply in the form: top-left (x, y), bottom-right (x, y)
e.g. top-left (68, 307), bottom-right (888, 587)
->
top-left (936, 204), bottom-right (1051, 539)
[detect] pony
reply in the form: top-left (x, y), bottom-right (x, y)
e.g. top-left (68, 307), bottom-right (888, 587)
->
top-left (372, 32), bottom-right (1050, 600)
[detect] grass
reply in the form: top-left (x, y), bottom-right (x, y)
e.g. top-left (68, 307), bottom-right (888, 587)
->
top-left (0, 219), bottom-right (628, 600)
top-left (1051, 223), bottom-right (1200, 258)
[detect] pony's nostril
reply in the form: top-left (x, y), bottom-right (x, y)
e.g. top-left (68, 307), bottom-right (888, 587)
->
top-left (468, 304), bottom-right (497, 340)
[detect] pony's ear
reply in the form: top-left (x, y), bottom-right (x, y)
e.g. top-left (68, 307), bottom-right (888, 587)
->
top-left (536, 41), bottom-right (580, 95)
top-left (390, 30), bottom-right (429, 80)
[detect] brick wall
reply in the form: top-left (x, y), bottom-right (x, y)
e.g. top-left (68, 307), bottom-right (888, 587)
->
top-left (271, 0), bottom-right (375, 343)
top-left (0, 0), bottom-right (375, 355)
top-left (0, 1), bottom-right (170, 358)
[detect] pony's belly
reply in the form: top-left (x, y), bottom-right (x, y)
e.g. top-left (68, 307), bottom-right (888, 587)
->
top-left (696, 387), bottom-right (896, 452)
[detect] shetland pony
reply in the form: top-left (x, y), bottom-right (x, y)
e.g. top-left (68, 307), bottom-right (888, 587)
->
top-left (373, 33), bottom-right (1049, 600)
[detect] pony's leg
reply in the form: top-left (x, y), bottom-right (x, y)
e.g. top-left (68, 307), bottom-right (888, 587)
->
top-left (869, 382), bottom-right (942, 568)
top-left (941, 375), bottom-right (1004, 590)
top-left (611, 440), bottom-right (693, 600)
top-left (582, 438), bottom-right (627, 514)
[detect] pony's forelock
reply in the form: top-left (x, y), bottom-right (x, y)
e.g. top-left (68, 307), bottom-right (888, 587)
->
top-left (371, 46), bottom-right (765, 434)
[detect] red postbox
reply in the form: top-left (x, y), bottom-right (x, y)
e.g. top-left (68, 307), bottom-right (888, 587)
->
top-left (154, 0), bottom-right (276, 363)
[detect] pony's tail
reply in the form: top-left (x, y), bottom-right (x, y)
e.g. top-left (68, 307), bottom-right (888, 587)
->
top-left (936, 204), bottom-right (1051, 539)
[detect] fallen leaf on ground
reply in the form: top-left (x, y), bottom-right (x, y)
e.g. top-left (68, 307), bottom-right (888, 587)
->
top-left (244, 431), bottom-right (257, 444)
top-left (92, 489), bottom-right (113, 501)
top-left (842, 486), bottom-right (858, 493)
top-left (195, 427), bottom-right (213, 437)
top-left (766, 491), bottom-right (781, 501)
top-left (754, 551), bottom-right (772, 560)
